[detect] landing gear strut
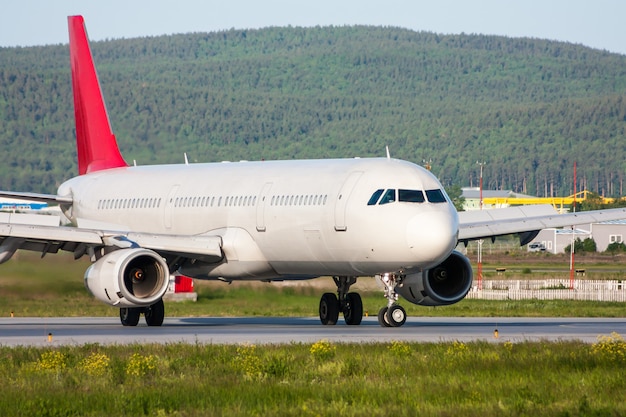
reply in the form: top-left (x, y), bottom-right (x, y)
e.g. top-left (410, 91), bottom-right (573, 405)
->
top-left (377, 273), bottom-right (407, 327)
top-left (318, 276), bottom-right (363, 325)
top-left (119, 298), bottom-right (165, 326)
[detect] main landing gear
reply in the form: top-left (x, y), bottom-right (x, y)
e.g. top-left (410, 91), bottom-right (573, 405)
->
top-left (119, 298), bottom-right (165, 326)
top-left (376, 273), bottom-right (407, 327)
top-left (319, 276), bottom-right (363, 325)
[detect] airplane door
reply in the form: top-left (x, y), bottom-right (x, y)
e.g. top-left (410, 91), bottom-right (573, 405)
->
top-left (164, 184), bottom-right (180, 229)
top-left (334, 171), bottom-right (363, 231)
top-left (256, 182), bottom-right (273, 232)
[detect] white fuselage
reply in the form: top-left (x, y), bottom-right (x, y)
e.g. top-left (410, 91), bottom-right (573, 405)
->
top-left (58, 157), bottom-right (459, 280)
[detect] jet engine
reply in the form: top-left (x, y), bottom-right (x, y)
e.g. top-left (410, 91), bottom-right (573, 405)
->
top-left (397, 250), bottom-right (473, 306)
top-left (84, 248), bottom-right (170, 308)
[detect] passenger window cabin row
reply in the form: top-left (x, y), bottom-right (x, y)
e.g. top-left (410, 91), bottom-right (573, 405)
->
top-left (98, 195), bottom-right (258, 210)
top-left (98, 197), bottom-right (162, 210)
top-left (97, 193), bottom-right (330, 210)
top-left (270, 194), bottom-right (329, 207)
top-left (174, 195), bottom-right (258, 208)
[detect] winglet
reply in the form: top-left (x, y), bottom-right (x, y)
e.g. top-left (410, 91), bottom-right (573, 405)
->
top-left (68, 15), bottom-right (127, 175)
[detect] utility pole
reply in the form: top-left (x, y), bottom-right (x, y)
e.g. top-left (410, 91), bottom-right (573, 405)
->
top-left (570, 162), bottom-right (577, 290)
top-left (476, 161), bottom-right (486, 290)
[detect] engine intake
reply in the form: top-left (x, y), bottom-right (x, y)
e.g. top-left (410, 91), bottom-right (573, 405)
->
top-left (84, 248), bottom-right (170, 307)
top-left (397, 250), bottom-right (473, 306)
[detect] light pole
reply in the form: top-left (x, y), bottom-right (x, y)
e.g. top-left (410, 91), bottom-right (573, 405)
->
top-left (476, 161), bottom-right (486, 290)
top-left (570, 162), bottom-right (577, 290)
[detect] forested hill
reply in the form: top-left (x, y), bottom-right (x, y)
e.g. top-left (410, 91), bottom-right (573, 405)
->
top-left (1, 26), bottom-right (625, 196)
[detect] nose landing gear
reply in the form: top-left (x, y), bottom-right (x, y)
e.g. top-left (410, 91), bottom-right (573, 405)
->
top-left (377, 273), bottom-right (407, 327)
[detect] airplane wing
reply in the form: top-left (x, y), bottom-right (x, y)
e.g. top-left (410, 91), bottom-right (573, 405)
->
top-left (458, 205), bottom-right (626, 245)
top-left (0, 212), bottom-right (223, 264)
top-left (0, 190), bottom-right (73, 205)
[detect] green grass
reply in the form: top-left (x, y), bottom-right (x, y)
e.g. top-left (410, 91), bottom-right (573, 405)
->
top-left (2, 336), bottom-right (626, 416)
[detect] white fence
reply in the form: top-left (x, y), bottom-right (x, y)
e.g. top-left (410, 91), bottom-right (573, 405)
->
top-left (467, 280), bottom-right (626, 302)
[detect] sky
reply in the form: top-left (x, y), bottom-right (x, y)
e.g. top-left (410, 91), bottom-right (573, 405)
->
top-left (1, 0), bottom-right (625, 55)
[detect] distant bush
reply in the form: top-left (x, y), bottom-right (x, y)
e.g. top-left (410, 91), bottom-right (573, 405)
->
top-left (582, 238), bottom-right (597, 252)
top-left (565, 238), bottom-right (597, 254)
top-left (606, 242), bottom-right (626, 254)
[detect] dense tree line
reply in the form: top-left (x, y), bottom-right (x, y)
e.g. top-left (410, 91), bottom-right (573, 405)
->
top-left (0, 26), bottom-right (625, 194)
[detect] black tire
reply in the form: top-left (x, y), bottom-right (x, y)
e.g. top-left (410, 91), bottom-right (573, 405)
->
top-left (343, 292), bottom-right (363, 325)
top-left (120, 307), bottom-right (141, 326)
top-left (378, 306), bottom-right (391, 327)
top-left (386, 305), bottom-right (407, 327)
top-left (144, 299), bottom-right (165, 326)
top-left (319, 292), bottom-right (339, 325)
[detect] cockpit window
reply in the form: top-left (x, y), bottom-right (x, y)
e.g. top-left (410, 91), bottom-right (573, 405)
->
top-left (367, 189), bottom-right (384, 206)
top-left (378, 189), bottom-right (396, 205)
top-left (398, 189), bottom-right (425, 203)
top-left (369, 188), bottom-right (446, 205)
top-left (425, 189), bottom-right (447, 203)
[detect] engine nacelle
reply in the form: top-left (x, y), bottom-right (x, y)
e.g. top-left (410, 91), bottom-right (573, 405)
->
top-left (84, 248), bottom-right (170, 308)
top-left (397, 250), bottom-right (473, 306)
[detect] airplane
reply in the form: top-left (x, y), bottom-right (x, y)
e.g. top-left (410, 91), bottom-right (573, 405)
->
top-left (2, 15), bottom-right (626, 328)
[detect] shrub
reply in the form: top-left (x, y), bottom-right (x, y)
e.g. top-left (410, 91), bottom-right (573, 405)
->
top-left (606, 242), bottom-right (626, 254)
top-left (446, 340), bottom-right (469, 357)
top-left (310, 340), bottom-right (336, 361)
top-left (126, 353), bottom-right (158, 377)
top-left (233, 344), bottom-right (263, 380)
top-left (591, 332), bottom-right (626, 362)
top-left (388, 340), bottom-right (412, 356)
top-left (35, 351), bottom-right (67, 373)
top-left (79, 352), bottom-right (110, 377)
top-left (264, 354), bottom-right (289, 378)
top-left (565, 237), bottom-right (597, 254)
top-left (582, 238), bottom-right (597, 252)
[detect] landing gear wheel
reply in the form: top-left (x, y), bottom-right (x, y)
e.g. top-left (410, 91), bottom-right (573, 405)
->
top-left (378, 306), bottom-right (391, 327)
top-left (343, 292), bottom-right (363, 325)
top-left (120, 307), bottom-right (141, 326)
top-left (144, 299), bottom-right (165, 326)
top-left (319, 292), bottom-right (339, 325)
top-left (386, 305), bottom-right (407, 327)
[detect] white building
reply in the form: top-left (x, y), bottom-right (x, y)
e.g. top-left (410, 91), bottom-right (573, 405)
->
top-left (589, 220), bottom-right (626, 252)
top-left (528, 228), bottom-right (591, 254)
top-left (528, 220), bottom-right (626, 254)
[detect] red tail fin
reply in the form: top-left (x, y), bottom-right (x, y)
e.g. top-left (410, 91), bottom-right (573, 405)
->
top-left (68, 15), bottom-right (127, 175)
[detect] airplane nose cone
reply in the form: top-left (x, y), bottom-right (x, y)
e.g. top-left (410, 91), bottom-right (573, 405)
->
top-left (406, 209), bottom-right (458, 265)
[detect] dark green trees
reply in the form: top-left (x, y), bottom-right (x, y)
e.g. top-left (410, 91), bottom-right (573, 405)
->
top-left (0, 27), bottom-right (625, 195)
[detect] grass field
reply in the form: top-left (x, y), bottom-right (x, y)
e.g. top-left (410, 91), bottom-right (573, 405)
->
top-left (2, 336), bottom-right (626, 416)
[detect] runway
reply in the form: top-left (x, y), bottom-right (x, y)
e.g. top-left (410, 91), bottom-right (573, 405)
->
top-left (2, 316), bottom-right (626, 346)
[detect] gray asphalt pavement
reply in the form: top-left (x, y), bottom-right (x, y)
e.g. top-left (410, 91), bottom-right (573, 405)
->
top-left (1, 316), bottom-right (625, 346)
